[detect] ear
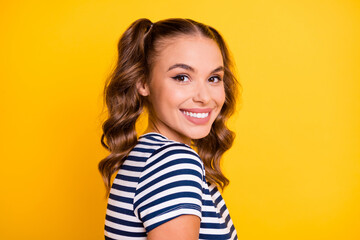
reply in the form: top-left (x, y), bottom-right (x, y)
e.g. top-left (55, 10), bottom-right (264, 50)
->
top-left (136, 80), bottom-right (150, 96)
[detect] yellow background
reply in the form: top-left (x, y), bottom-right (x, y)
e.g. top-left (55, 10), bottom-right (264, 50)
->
top-left (1, 0), bottom-right (359, 239)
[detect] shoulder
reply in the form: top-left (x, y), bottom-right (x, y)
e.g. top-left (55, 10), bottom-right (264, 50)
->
top-left (136, 133), bottom-right (204, 172)
top-left (134, 133), bottom-right (205, 196)
top-left (145, 141), bottom-right (204, 176)
top-left (133, 138), bottom-right (205, 230)
top-left (151, 141), bottom-right (200, 160)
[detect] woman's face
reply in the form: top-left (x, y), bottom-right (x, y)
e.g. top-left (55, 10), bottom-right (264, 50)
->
top-left (138, 35), bottom-right (226, 145)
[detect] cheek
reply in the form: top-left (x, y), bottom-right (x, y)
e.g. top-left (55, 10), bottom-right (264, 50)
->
top-left (148, 84), bottom-right (185, 114)
top-left (215, 85), bottom-right (226, 107)
top-left (151, 85), bottom-right (177, 103)
top-left (158, 83), bottom-right (189, 103)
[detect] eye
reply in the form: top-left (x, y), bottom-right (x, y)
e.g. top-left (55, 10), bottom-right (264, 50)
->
top-left (171, 74), bottom-right (190, 82)
top-left (208, 75), bottom-right (222, 83)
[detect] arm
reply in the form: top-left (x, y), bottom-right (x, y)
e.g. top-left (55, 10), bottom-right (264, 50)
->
top-left (147, 214), bottom-right (200, 240)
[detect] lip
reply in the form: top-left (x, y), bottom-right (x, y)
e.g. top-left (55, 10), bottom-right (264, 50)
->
top-left (180, 108), bottom-right (212, 125)
top-left (180, 108), bottom-right (213, 113)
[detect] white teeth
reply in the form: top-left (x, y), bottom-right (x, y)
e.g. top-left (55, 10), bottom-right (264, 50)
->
top-left (182, 111), bottom-right (209, 119)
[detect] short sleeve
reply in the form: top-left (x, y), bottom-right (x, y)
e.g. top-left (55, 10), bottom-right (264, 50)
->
top-left (133, 143), bottom-right (204, 233)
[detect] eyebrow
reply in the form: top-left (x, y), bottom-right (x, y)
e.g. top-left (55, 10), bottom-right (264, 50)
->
top-left (167, 63), bottom-right (224, 74)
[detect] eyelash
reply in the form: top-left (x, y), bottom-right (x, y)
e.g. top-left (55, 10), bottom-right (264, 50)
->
top-left (172, 75), bottom-right (190, 82)
top-left (208, 75), bottom-right (222, 83)
top-left (171, 75), bottom-right (222, 83)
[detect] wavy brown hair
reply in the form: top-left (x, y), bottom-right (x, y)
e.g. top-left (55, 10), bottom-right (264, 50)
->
top-left (99, 18), bottom-right (241, 196)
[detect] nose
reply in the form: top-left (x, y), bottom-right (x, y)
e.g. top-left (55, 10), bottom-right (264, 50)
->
top-left (192, 81), bottom-right (211, 104)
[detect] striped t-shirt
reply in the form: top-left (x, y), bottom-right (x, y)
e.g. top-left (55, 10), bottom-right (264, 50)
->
top-left (104, 132), bottom-right (238, 240)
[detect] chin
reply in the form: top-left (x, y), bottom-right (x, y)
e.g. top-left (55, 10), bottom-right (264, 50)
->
top-left (187, 127), bottom-right (212, 140)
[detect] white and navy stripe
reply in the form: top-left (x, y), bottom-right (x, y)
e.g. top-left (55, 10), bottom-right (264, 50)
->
top-left (104, 132), bottom-right (238, 240)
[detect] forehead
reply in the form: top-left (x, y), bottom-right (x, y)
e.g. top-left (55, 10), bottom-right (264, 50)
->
top-left (153, 35), bottom-right (223, 70)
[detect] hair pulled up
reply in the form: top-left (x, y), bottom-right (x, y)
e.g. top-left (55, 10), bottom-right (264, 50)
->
top-left (99, 18), bottom-right (241, 196)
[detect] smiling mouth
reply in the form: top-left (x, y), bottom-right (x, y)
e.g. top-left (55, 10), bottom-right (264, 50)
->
top-left (181, 110), bottom-right (209, 119)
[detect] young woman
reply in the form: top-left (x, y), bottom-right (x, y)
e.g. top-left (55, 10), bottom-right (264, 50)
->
top-left (99, 18), bottom-right (240, 240)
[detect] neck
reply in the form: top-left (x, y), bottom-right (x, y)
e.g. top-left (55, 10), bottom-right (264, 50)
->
top-left (144, 120), bottom-right (191, 146)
